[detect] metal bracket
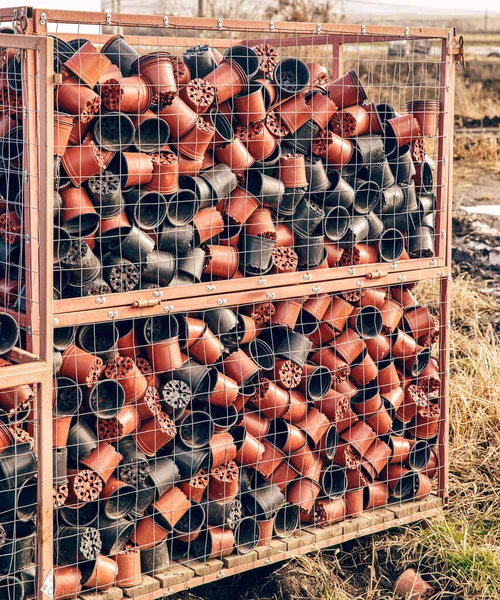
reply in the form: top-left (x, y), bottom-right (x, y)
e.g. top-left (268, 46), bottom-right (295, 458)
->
top-left (25, 234), bottom-right (30, 246)
top-left (316, 23), bottom-right (321, 34)
top-left (269, 21), bottom-right (275, 32)
top-left (53, 318), bottom-right (59, 325)
top-left (266, 292), bottom-right (276, 299)
top-left (397, 275), bottom-right (406, 282)
top-left (356, 281), bottom-right (363, 288)
top-left (107, 311), bottom-right (118, 319)
top-left (312, 286), bottom-right (321, 293)
top-left (405, 27), bottom-right (410, 38)
top-left (153, 290), bottom-right (163, 297)
top-left (348, 268), bottom-right (355, 275)
top-left (217, 18), bottom-right (223, 30)
top-left (217, 298), bottom-right (227, 305)
top-left (361, 25), bottom-right (366, 35)
top-left (258, 278), bottom-right (267, 285)
top-left (106, 13), bottom-right (112, 25)
top-left (39, 12), bottom-right (46, 26)
top-left (206, 284), bottom-right (216, 292)
top-left (95, 297), bottom-right (106, 305)
top-left (163, 304), bottom-right (174, 312)
top-left (163, 16), bottom-right (169, 28)
top-left (303, 273), bottom-right (312, 281)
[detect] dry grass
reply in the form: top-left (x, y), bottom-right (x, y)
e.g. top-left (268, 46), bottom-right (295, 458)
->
top-left (454, 133), bottom-right (500, 162)
top-left (454, 76), bottom-right (500, 121)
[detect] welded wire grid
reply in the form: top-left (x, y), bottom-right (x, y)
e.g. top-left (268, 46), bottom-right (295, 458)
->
top-left (31, 20), bottom-right (450, 302)
top-left (0, 36), bottom-right (43, 358)
top-left (50, 279), bottom-right (445, 594)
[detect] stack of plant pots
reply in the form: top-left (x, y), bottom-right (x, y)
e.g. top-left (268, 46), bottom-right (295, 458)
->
top-left (49, 281), bottom-right (440, 593)
top-left (0, 36), bottom-right (439, 303)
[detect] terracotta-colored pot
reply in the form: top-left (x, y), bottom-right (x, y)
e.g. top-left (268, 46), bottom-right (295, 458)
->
top-left (114, 547), bottom-right (142, 588)
top-left (340, 243), bottom-right (379, 267)
top-left (62, 139), bottom-right (111, 187)
top-left (364, 403), bottom-right (393, 436)
top-left (175, 116), bottom-right (215, 160)
top-left (158, 95), bottom-right (198, 139)
top-left (208, 432), bottom-right (237, 469)
top-left (271, 299), bottom-right (303, 329)
top-left (208, 372), bottom-right (239, 408)
top-left (418, 357), bottom-right (440, 394)
top-left (65, 41), bottom-right (111, 87)
top-left (178, 468), bottom-right (209, 503)
top-left (134, 412), bottom-right (176, 456)
top-left (315, 388), bottom-right (357, 432)
top-left (322, 296), bottom-right (354, 331)
top-left (188, 324), bottom-right (224, 365)
top-left (351, 385), bottom-right (382, 417)
top-left (365, 333), bottom-right (392, 363)
top-left (340, 421), bottom-right (376, 457)
top-left (245, 207), bottom-right (276, 239)
top-left (203, 244), bottom-right (239, 279)
top-left (60, 186), bottom-right (100, 237)
top-left (238, 314), bottom-right (258, 345)
top-left (153, 486), bottom-right (190, 529)
top-left (233, 426), bottom-right (265, 467)
top-left (309, 348), bottom-right (349, 385)
top-left (223, 349), bottom-right (260, 385)
top-left (387, 114), bottom-right (421, 147)
top-left (275, 94), bottom-right (312, 134)
top-left (193, 206), bottom-right (224, 245)
top-left (406, 100), bottom-right (439, 137)
top-left (101, 74), bottom-right (152, 113)
top-left (132, 52), bottom-right (177, 106)
top-left (414, 401), bottom-right (440, 440)
top-left (55, 76), bottom-right (101, 123)
top-left (295, 407), bottom-right (331, 448)
top-left (345, 488), bottom-right (364, 516)
top-left (143, 151), bottom-right (178, 195)
top-left (253, 378), bottom-right (290, 420)
top-left (331, 104), bottom-right (369, 137)
top-left (349, 349), bottom-right (379, 386)
top-left (203, 59), bottom-right (247, 103)
top-left (325, 241), bottom-right (343, 267)
top-left (214, 137), bottom-right (254, 174)
top-left (81, 441), bottom-right (123, 484)
top-left (98, 405), bottom-right (141, 441)
top-left (388, 435), bottom-right (411, 464)
top-left (132, 516), bottom-right (169, 549)
top-left (233, 83), bottom-right (267, 125)
top-left (288, 442), bottom-right (316, 475)
top-left (282, 389), bottom-right (308, 424)
top-left (60, 345), bottom-right (103, 388)
top-left (391, 286), bottom-right (418, 308)
top-left (53, 415), bottom-right (72, 447)
top-left (393, 568), bottom-right (434, 600)
top-left (146, 337), bottom-right (183, 373)
top-left (105, 356), bottom-right (148, 404)
top-left (224, 186), bottom-right (259, 225)
top-left (287, 478), bottom-right (321, 513)
top-left (255, 439), bottom-right (285, 478)
top-left (363, 438), bottom-right (391, 477)
top-left (192, 526), bottom-right (235, 560)
top-left (179, 77), bottom-right (216, 113)
top-left (363, 481), bottom-right (389, 510)
top-left (208, 460), bottom-right (239, 501)
top-left (326, 68), bottom-right (367, 109)
top-left (258, 519), bottom-right (275, 546)
top-left (54, 565), bottom-right (82, 599)
top-left (378, 359), bottom-right (400, 394)
top-left (82, 555), bottom-right (117, 590)
top-left (268, 460), bottom-right (300, 491)
top-left (396, 384), bottom-right (426, 424)
top-left (332, 328), bottom-right (366, 365)
top-left (422, 450), bottom-right (438, 480)
top-left (314, 498), bottom-right (346, 526)
top-left (403, 306), bottom-right (436, 341)
top-left (313, 129), bottom-right (354, 170)
top-left (392, 329), bottom-right (418, 360)
top-left (306, 91), bottom-right (338, 130)
top-left (54, 112), bottom-right (75, 156)
top-left (279, 153), bottom-right (308, 188)
top-left (306, 62), bottom-right (329, 87)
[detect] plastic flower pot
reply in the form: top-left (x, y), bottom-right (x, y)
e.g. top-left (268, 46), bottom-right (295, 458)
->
top-left (352, 179), bottom-right (380, 215)
top-left (60, 344), bottom-right (104, 389)
top-left (66, 418), bottom-right (98, 464)
top-left (274, 94), bottom-right (312, 134)
top-left (109, 151), bottom-right (154, 189)
top-left (320, 464), bottom-right (347, 500)
top-left (331, 104), bottom-right (370, 138)
top-left (214, 137), bottom-right (254, 174)
top-left (80, 441), bottom-right (123, 484)
top-left (130, 52), bottom-right (177, 107)
top-left (174, 359), bottom-right (218, 401)
top-left (286, 477), bottom-right (321, 513)
top-left (138, 539), bottom-right (168, 575)
top-left (132, 515), bottom-right (169, 550)
top-left (279, 152), bottom-right (308, 188)
top-left (244, 480), bottom-right (285, 520)
top-left (232, 82), bottom-right (267, 125)
top-left (182, 44), bottom-right (217, 79)
top-left (92, 111), bottom-right (135, 153)
top-left (54, 376), bottom-right (82, 417)
top-left (408, 225), bottom-right (435, 258)
top-left (190, 525), bottom-right (235, 560)
top-left (54, 112), bottom-right (75, 157)
top-left (173, 116), bottom-right (215, 160)
top-left (268, 299), bottom-right (302, 330)
top-left (414, 160), bottom-right (435, 195)
top-left (385, 114), bottom-right (421, 157)
top-left (55, 73), bottom-right (103, 122)
top-left (305, 89), bottom-right (338, 130)
top-left (77, 322), bottom-right (119, 362)
top-left (348, 306), bottom-right (383, 341)
top-left (0, 476), bottom-right (37, 524)
top-left (406, 99), bottom-right (439, 138)
top-left (170, 501), bottom-right (205, 544)
top-left (86, 172), bottom-right (123, 221)
top-left (99, 475), bottom-right (137, 520)
top-left (55, 524), bottom-right (101, 566)
top-left (62, 137), bottom-right (113, 188)
top-left (223, 45), bottom-right (260, 78)
top-left (291, 197), bottom-right (325, 237)
top-left (326, 68), bottom-right (367, 110)
top-left (205, 497), bottom-right (242, 530)
top-left (192, 206), bottom-right (224, 246)
top-left (203, 58), bottom-right (248, 104)
top-left (332, 327), bottom-right (366, 365)
top-left (80, 554), bottom-right (118, 591)
top-left (64, 41), bottom-right (111, 87)
top-left (339, 420), bottom-right (377, 458)
top-left (388, 144), bottom-right (416, 184)
top-left (294, 232), bottom-right (325, 269)
top-left (96, 513), bottom-right (134, 555)
top-left (100, 34), bottom-right (140, 76)
top-left (273, 57), bottom-right (310, 98)
top-left (393, 568), bottom-right (434, 599)
top-left (60, 186), bottom-right (101, 238)
top-left (275, 330), bottom-right (312, 369)
top-left (177, 410), bottom-right (214, 449)
top-left (323, 205), bottom-right (350, 243)
top-left (113, 546), bottom-right (142, 588)
top-left (123, 189), bottom-right (168, 231)
top-left (129, 113), bottom-right (170, 155)
top-left (158, 95), bottom-right (198, 140)
top-left (208, 460), bottom-right (240, 501)
top-left (231, 516), bottom-right (259, 554)
top-left (149, 485), bottom-right (190, 532)
top-left (53, 566), bottom-right (82, 600)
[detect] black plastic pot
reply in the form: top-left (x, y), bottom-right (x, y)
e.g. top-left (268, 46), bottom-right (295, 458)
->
top-left (353, 179), bottom-right (380, 215)
top-left (94, 112), bottom-right (135, 152)
top-left (108, 224), bottom-right (155, 265)
top-left (322, 464), bottom-right (348, 499)
top-left (0, 521), bottom-right (36, 574)
top-left (354, 135), bottom-right (385, 166)
top-left (277, 187), bottom-right (307, 217)
top-left (205, 498), bottom-right (242, 530)
top-left (69, 277), bottom-right (112, 298)
top-left (285, 120), bottom-right (320, 156)
top-left (380, 185), bottom-right (406, 215)
top-left (0, 575), bottom-right (23, 600)
top-left (174, 360), bottom-right (218, 401)
top-left (273, 57), bottom-right (310, 97)
top-left (224, 45), bottom-right (260, 77)
top-left (408, 225), bottom-right (434, 258)
top-left (53, 226), bottom-right (72, 265)
top-left (206, 403), bottom-right (239, 433)
top-left (0, 444), bottom-right (37, 491)
top-left (241, 235), bottom-right (275, 273)
top-left (314, 171), bottom-right (355, 211)
top-left (183, 44), bottom-right (217, 79)
top-left (200, 163), bottom-right (238, 203)
top-left (379, 228), bottom-right (405, 262)
top-left (0, 127), bottom-right (23, 164)
top-left (304, 364), bottom-right (332, 401)
top-left (130, 482), bottom-right (155, 519)
top-left (393, 471), bottom-right (418, 500)
top-left (233, 516), bottom-right (259, 554)
top-left (101, 481), bottom-right (137, 520)
top-left (117, 437), bottom-right (151, 486)
top-left (324, 206), bottom-right (350, 242)
top-left (144, 314), bottom-right (179, 343)
top-left (246, 170), bottom-right (284, 210)
top-left (275, 331), bottom-right (312, 368)
top-left (274, 503), bottom-right (299, 538)
top-left (61, 242), bottom-right (102, 285)
top-left (340, 215), bottom-right (370, 247)
top-left (416, 161), bottom-right (434, 194)
top-left (248, 338), bottom-right (275, 371)
top-left (365, 211), bottom-right (384, 239)
top-left (253, 142), bottom-right (282, 177)
top-left (158, 222), bottom-right (195, 256)
top-left (133, 116), bottom-right (170, 153)
top-left (53, 326), bottom-right (76, 353)
top-left (172, 501), bottom-right (206, 543)
top-left (403, 181), bottom-right (419, 213)
top-left (408, 440), bottom-right (432, 472)
top-left (53, 447), bottom-right (68, 486)
top-left (381, 211), bottom-right (415, 234)
top-left (377, 103), bottom-right (398, 124)
top-left (389, 145), bottom-right (416, 184)
top-left (166, 189), bottom-right (199, 226)
top-left (0, 477), bottom-right (37, 524)
top-left (418, 193), bottom-right (436, 217)
top-left (177, 247), bottom-right (205, 283)
top-left (77, 322), bottom-right (119, 362)
top-left (142, 250), bottom-right (177, 287)
top-left (67, 418), bottom-right (99, 464)
top-left (305, 157), bottom-right (330, 194)
top-left (147, 457), bottom-right (181, 499)
top-left (244, 481), bottom-right (285, 520)
top-left (102, 253), bottom-right (140, 293)
top-left (172, 441), bottom-right (209, 480)
top-left (294, 232), bottom-right (325, 268)
top-left (0, 313), bottom-right (18, 355)
top-left (97, 513), bottom-right (134, 555)
top-left (124, 188), bottom-right (168, 230)
top-left (179, 174), bottom-right (214, 210)
top-left (292, 198), bottom-right (325, 237)
top-left (178, 410), bottom-right (215, 449)
top-left (101, 34), bottom-right (140, 76)
top-left (18, 564), bottom-right (36, 599)
top-left (352, 306), bottom-right (383, 339)
top-left (55, 525), bottom-right (101, 565)
top-left (159, 380), bottom-right (192, 421)
top-left (87, 379), bottom-right (125, 419)
top-left (141, 540), bottom-right (169, 575)
top-left (59, 502), bottom-right (99, 527)
top-left (204, 308), bottom-right (238, 336)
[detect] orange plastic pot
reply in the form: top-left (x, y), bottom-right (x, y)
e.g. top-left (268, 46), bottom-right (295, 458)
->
top-left (208, 460), bottom-right (239, 501)
top-left (188, 324), bottom-right (224, 365)
top-left (114, 547), bottom-right (142, 588)
top-left (258, 519), bottom-right (274, 546)
top-left (363, 437), bottom-right (391, 477)
top-left (233, 83), bottom-right (267, 125)
top-left (158, 95), bottom-right (198, 139)
top-left (65, 42), bottom-right (111, 87)
top-left (54, 112), bottom-right (75, 156)
top-left (422, 450), bottom-right (438, 480)
top-left (315, 388), bottom-right (358, 432)
top-left (268, 460), bottom-right (300, 491)
top-left (223, 349), bottom-right (260, 385)
top-left (208, 372), bottom-right (239, 408)
top-left (331, 104), bottom-right (370, 137)
top-left (60, 345), bottom-right (103, 388)
top-left (306, 91), bottom-right (338, 130)
top-left (403, 306), bottom-right (436, 341)
top-left (178, 77), bottom-right (216, 113)
top-left (55, 76), bottom-right (101, 123)
top-left (364, 403), bottom-right (393, 436)
top-left (62, 139), bottom-right (112, 187)
top-left (313, 130), bottom-right (354, 170)
top-left (306, 62), bottom-right (329, 87)
top-left (105, 357), bottom-right (148, 403)
top-left (132, 516), bottom-right (169, 549)
top-left (153, 486), bottom-right (191, 530)
top-left (253, 378), bottom-right (290, 420)
top-left (406, 100), bottom-right (439, 137)
top-left (311, 347), bottom-right (350, 383)
top-left (340, 421), bottom-right (376, 458)
top-left (322, 296), bottom-right (354, 331)
top-left (314, 498), bottom-right (347, 526)
top-left (287, 478), bottom-right (321, 513)
top-left (326, 68), bottom-right (367, 110)
top-left (377, 359), bottom-right (400, 394)
top-left (350, 349), bottom-right (378, 386)
top-left (60, 186), bottom-right (100, 237)
top-left (255, 440), bottom-right (285, 479)
top-left (54, 565), bottom-right (82, 599)
top-left (82, 555), bottom-right (117, 590)
top-left (175, 116), bottom-right (215, 160)
top-left (288, 442), bottom-right (316, 475)
top-left (208, 432), bottom-right (237, 469)
top-left (224, 186), bottom-right (259, 225)
top-left (214, 137), bottom-right (254, 174)
top-left (414, 401), bottom-right (440, 440)
top-left (178, 469), bottom-right (209, 503)
top-left (239, 409), bottom-right (270, 439)
top-left (363, 481), bottom-right (389, 510)
top-left (332, 328), bottom-right (366, 365)
top-left (203, 59), bottom-right (247, 103)
top-left (345, 488), bottom-right (364, 516)
top-left (365, 333), bottom-right (392, 363)
top-left (282, 389), bottom-right (308, 424)
top-left (144, 151), bottom-right (178, 195)
top-left (391, 329), bottom-right (418, 360)
top-left (81, 441), bottom-right (123, 484)
top-left (53, 415), bottom-right (72, 447)
top-left (279, 153), bottom-right (308, 188)
top-left (203, 244), bottom-right (239, 279)
top-left (272, 298), bottom-right (303, 329)
top-left (101, 74), bottom-right (152, 113)
top-left (194, 206), bottom-right (224, 245)
top-left (134, 412), bottom-right (176, 456)
top-left (146, 337), bottom-right (183, 373)
top-left (192, 526), bottom-right (235, 560)
top-left (275, 95), bottom-right (312, 134)
top-left (238, 121), bottom-right (277, 162)
top-left (388, 435), bottom-right (411, 464)
top-left (295, 407), bottom-right (331, 448)
top-left (387, 114), bottom-right (421, 147)
top-left (132, 52), bottom-right (177, 106)
top-left (245, 208), bottom-right (276, 239)
top-left (393, 568), bottom-right (434, 600)
top-left (233, 426), bottom-right (265, 467)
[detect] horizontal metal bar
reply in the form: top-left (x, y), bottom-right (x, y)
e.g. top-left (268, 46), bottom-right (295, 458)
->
top-left (53, 266), bottom-right (449, 327)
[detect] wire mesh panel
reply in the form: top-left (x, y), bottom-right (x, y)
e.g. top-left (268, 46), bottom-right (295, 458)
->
top-left (0, 12), bottom-right (454, 311)
top-left (50, 278), bottom-right (446, 596)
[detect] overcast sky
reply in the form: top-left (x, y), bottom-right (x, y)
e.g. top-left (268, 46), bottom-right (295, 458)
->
top-left (0, 0), bottom-right (498, 16)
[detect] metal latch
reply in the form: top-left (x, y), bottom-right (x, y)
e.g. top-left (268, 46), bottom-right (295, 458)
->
top-left (366, 270), bottom-right (388, 279)
top-left (454, 35), bottom-right (466, 69)
top-left (132, 298), bottom-right (162, 308)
